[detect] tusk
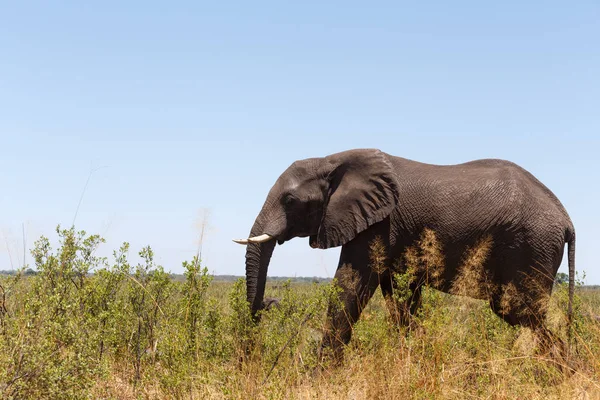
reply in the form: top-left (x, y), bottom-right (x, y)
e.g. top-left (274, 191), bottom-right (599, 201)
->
top-left (249, 234), bottom-right (275, 243)
top-left (232, 234), bottom-right (274, 245)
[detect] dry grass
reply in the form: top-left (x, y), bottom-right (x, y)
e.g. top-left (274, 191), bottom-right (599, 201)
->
top-left (451, 234), bottom-right (494, 299)
top-left (83, 284), bottom-right (600, 400)
top-left (403, 228), bottom-right (446, 289)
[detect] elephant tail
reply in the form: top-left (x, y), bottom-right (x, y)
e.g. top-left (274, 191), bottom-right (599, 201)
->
top-left (566, 228), bottom-right (576, 334)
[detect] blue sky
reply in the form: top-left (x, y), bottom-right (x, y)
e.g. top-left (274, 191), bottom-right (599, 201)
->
top-left (1, 1), bottom-right (598, 283)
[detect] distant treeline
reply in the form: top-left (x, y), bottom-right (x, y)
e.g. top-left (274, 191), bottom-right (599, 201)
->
top-left (0, 269), bottom-right (593, 288)
top-left (0, 268), bottom-right (333, 284)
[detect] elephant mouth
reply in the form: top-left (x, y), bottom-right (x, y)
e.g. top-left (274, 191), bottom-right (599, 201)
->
top-left (277, 230), bottom-right (294, 245)
top-left (309, 234), bottom-right (320, 249)
top-left (276, 231), bottom-right (319, 247)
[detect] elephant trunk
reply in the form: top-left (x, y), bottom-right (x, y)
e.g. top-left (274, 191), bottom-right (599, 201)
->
top-left (244, 203), bottom-right (285, 318)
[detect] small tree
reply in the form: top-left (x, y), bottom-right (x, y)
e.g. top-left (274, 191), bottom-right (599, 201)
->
top-left (555, 272), bottom-right (569, 285)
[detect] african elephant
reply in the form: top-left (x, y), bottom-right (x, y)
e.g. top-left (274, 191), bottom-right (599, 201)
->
top-left (233, 148), bottom-right (575, 360)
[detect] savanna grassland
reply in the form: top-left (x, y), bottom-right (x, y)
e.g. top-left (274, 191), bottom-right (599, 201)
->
top-left (1, 226), bottom-right (599, 399)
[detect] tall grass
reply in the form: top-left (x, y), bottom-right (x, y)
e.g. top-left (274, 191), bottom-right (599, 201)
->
top-left (0, 226), bottom-right (598, 399)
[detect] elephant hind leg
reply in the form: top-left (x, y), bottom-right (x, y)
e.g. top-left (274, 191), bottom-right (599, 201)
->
top-left (488, 246), bottom-right (555, 330)
top-left (534, 325), bottom-right (575, 376)
top-left (489, 277), bottom-right (553, 329)
top-left (489, 272), bottom-right (574, 373)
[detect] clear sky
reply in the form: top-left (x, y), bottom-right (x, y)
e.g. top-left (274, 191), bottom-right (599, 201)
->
top-left (1, 1), bottom-right (598, 283)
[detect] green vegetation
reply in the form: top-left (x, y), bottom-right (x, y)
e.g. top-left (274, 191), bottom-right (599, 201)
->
top-left (0, 226), bottom-right (599, 399)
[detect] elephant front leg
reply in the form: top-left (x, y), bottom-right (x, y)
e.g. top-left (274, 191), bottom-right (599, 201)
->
top-left (380, 270), bottom-right (423, 329)
top-left (319, 262), bottom-right (380, 364)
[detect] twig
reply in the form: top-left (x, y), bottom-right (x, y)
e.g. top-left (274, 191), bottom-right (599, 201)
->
top-left (262, 311), bottom-right (314, 385)
top-left (120, 272), bottom-right (165, 317)
top-left (194, 208), bottom-right (211, 265)
top-left (0, 283), bottom-right (7, 324)
top-left (2, 232), bottom-right (15, 270)
top-left (72, 163), bottom-right (108, 227)
top-left (22, 223), bottom-right (26, 269)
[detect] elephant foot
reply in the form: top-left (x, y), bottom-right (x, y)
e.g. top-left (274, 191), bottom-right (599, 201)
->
top-left (309, 359), bottom-right (333, 380)
top-left (533, 327), bottom-right (576, 380)
top-left (317, 335), bottom-right (346, 370)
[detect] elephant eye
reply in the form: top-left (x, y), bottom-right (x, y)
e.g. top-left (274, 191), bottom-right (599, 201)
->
top-left (283, 194), bottom-right (298, 206)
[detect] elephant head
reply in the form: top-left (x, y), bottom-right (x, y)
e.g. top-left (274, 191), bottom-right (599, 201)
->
top-left (234, 149), bottom-right (400, 318)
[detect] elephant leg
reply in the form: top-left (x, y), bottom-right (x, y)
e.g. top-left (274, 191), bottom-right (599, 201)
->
top-left (319, 263), bottom-right (380, 362)
top-left (319, 235), bottom-right (384, 363)
top-left (407, 283), bottom-right (423, 326)
top-left (380, 270), bottom-right (423, 328)
top-left (489, 259), bottom-right (555, 331)
top-left (488, 249), bottom-right (573, 373)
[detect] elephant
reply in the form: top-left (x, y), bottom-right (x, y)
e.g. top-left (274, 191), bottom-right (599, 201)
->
top-left (233, 148), bottom-right (576, 361)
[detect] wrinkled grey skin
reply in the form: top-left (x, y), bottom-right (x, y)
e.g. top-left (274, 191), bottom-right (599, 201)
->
top-left (239, 149), bottom-right (575, 360)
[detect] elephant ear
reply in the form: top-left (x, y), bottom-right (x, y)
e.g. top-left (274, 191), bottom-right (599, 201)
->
top-left (312, 149), bottom-right (400, 249)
